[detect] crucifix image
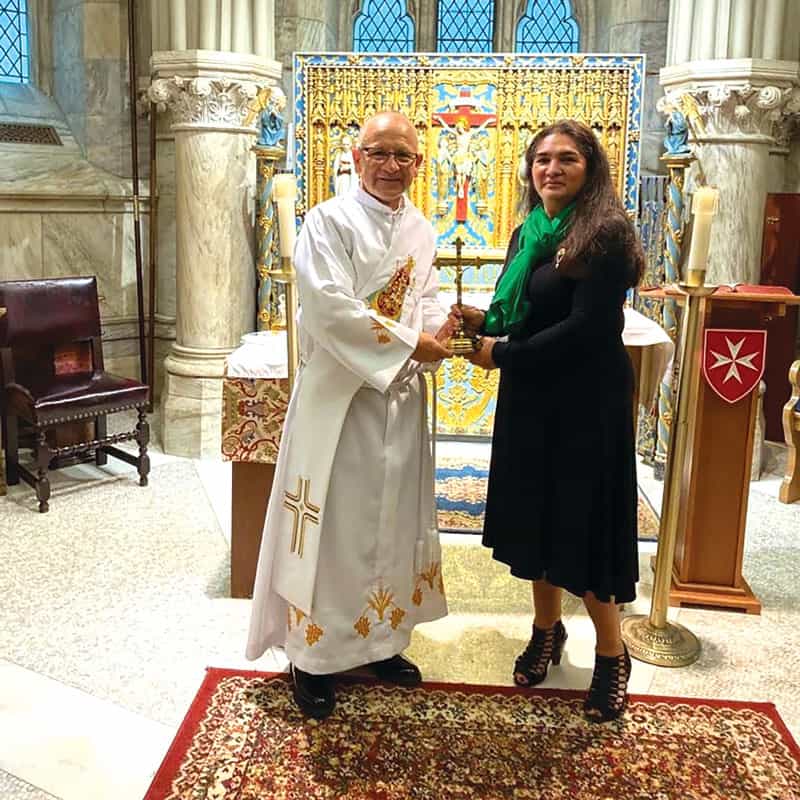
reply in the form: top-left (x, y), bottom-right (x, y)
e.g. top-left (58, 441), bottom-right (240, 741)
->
top-left (433, 87), bottom-right (496, 222)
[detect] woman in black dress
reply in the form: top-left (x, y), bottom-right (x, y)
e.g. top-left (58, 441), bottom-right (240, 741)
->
top-left (453, 119), bottom-right (644, 722)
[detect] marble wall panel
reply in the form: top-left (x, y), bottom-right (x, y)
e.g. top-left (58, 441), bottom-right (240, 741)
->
top-left (83, 2), bottom-right (122, 60)
top-left (607, 0), bottom-right (670, 21)
top-left (52, 5), bottom-right (83, 69)
top-left (641, 130), bottom-right (666, 175)
top-left (609, 20), bottom-right (667, 60)
top-left (84, 111), bottom-right (129, 176)
top-left (767, 153), bottom-right (789, 194)
top-left (53, 63), bottom-right (88, 116)
top-left (282, 0), bottom-right (327, 17)
top-left (82, 60), bottom-right (125, 116)
top-left (785, 142), bottom-right (800, 193)
top-left (52, 0), bottom-right (84, 11)
top-left (65, 113), bottom-right (87, 150)
top-left (0, 215), bottom-right (44, 281)
top-left (41, 213), bottom-right (150, 320)
top-left (155, 192), bottom-right (177, 319)
top-left (0, 84), bottom-right (59, 120)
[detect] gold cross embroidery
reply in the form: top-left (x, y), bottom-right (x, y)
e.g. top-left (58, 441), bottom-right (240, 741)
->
top-left (283, 476), bottom-right (321, 558)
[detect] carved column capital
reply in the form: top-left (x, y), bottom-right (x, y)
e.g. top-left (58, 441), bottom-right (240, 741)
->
top-left (659, 81), bottom-right (800, 145)
top-left (772, 87), bottom-right (800, 149)
top-left (148, 75), bottom-right (267, 132)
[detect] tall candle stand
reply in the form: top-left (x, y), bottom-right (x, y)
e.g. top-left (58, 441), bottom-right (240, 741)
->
top-left (622, 186), bottom-right (719, 666)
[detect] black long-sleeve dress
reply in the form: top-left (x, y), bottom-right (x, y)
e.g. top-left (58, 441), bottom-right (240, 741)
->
top-left (483, 227), bottom-right (639, 603)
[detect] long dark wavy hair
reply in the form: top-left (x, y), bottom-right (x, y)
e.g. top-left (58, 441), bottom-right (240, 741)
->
top-left (523, 119), bottom-right (644, 287)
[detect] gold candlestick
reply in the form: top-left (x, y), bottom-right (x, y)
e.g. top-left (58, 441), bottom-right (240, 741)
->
top-left (448, 236), bottom-right (481, 356)
top-left (267, 257), bottom-right (299, 393)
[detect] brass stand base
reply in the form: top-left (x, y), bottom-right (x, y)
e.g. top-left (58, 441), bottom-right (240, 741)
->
top-left (449, 336), bottom-right (479, 356)
top-left (621, 614), bottom-right (701, 667)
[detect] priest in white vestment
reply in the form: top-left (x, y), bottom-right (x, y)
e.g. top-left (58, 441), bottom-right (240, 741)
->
top-left (246, 111), bottom-right (453, 718)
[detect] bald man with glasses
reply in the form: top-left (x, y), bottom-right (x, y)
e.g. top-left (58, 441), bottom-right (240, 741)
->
top-left (247, 111), bottom-right (454, 719)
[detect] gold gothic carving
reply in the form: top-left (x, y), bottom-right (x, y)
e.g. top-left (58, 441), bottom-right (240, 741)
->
top-left (296, 57), bottom-right (634, 250)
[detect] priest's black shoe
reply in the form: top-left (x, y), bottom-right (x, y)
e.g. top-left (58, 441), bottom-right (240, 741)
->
top-left (370, 653), bottom-right (422, 687)
top-left (290, 664), bottom-right (335, 719)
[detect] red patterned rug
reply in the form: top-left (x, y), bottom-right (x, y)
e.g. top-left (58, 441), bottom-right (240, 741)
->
top-left (144, 668), bottom-right (800, 800)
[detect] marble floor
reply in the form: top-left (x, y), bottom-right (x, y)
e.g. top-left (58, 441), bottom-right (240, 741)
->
top-left (0, 422), bottom-right (799, 800)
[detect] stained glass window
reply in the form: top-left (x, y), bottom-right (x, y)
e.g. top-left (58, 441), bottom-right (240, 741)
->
top-left (0, 0), bottom-right (29, 84)
top-left (353, 0), bottom-right (414, 53)
top-left (516, 0), bottom-right (579, 53)
top-left (437, 0), bottom-right (494, 53)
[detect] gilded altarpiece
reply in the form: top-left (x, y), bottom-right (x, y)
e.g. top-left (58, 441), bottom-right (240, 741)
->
top-left (294, 53), bottom-right (644, 435)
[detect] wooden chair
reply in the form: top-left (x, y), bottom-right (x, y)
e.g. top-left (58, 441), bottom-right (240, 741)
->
top-left (0, 277), bottom-right (150, 512)
top-left (779, 359), bottom-right (800, 504)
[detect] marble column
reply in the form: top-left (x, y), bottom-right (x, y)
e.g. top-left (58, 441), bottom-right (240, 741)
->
top-left (149, 51), bottom-right (281, 458)
top-left (661, 0), bottom-right (800, 283)
top-left (660, 64), bottom-right (799, 284)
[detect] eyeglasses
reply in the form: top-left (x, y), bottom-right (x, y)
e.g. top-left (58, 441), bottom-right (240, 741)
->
top-left (359, 147), bottom-right (418, 167)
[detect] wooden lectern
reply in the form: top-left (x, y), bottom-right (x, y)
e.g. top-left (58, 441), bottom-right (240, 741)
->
top-left (641, 286), bottom-right (800, 614)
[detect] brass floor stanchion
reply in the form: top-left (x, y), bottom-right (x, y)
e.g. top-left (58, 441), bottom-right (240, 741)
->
top-left (621, 279), bottom-right (711, 667)
top-left (269, 257), bottom-right (299, 393)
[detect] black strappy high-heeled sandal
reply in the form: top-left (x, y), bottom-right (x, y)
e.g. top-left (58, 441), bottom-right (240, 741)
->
top-left (583, 644), bottom-right (632, 722)
top-left (513, 620), bottom-right (568, 687)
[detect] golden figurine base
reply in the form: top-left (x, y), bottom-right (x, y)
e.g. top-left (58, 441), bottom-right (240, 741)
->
top-left (449, 334), bottom-right (480, 356)
top-left (621, 614), bottom-right (701, 668)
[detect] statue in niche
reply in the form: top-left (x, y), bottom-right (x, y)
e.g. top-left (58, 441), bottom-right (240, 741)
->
top-left (257, 90), bottom-right (287, 148)
top-left (435, 134), bottom-right (453, 212)
top-left (473, 136), bottom-right (490, 212)
top-left (663, 110), bottom-right (691, 155)
top-left (332, 134), bottom-right (359, 196)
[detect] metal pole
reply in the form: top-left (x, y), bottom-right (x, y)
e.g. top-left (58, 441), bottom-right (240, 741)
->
top-left (147, 100), bottom-right (158, 410)
top-left (126, 0), bottom-right (148, 388)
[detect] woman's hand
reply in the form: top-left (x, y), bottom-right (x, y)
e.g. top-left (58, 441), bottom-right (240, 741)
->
top-left (466, 336), bottom-right (497, 370)
top-left (449, 304), bottom-right (485, 338)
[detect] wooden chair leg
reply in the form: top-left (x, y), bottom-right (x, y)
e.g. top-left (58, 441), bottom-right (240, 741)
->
top-left (136, 407), bottom-right (150, 487)
top-left (5, 414), bottom-right (19, 486)
top-left (95, 414), bottom-right (108, 465)
top-left (34, 428), bottom-right (51, 513)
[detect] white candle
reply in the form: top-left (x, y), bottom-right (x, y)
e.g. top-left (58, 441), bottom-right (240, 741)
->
top-left (272, 172), bottom-right (297, 258)
top-left (685, 186), bottom-right (719, 276)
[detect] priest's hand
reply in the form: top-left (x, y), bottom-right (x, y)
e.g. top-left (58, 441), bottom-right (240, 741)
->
top-left (449, 304), bottom-right (485, 338)
top-left (466, 336), bottom-right (497, 370)
top-left (412, 331), bottom-right (453, 363)
top-left (435, 317), bottom-right (458, 345)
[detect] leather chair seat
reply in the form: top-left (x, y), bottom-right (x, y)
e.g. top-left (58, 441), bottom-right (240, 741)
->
top-left (7, 371), bottom-right (148, 423)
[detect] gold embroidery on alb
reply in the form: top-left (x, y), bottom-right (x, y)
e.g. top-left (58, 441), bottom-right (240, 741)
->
top-left (367, 256), bottom-right (415, 321)
top-left (370, 318), bottom-right (392, 344)
top-left (283, 476), bottom-right (321, 557)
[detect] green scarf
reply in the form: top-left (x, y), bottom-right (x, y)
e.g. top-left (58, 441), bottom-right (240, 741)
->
top-left (483, 202), bottom-right (574, 336)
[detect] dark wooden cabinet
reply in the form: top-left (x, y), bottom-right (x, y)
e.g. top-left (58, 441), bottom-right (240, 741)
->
top-left (760, 193), bottom-right (800, 441)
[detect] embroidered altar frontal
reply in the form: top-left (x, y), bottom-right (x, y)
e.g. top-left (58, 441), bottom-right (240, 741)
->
top-left (293, 53), bottom-right (645, 436)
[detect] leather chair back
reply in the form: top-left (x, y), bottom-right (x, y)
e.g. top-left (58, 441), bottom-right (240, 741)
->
top-left (0, 277), bottom-right (101, 349)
